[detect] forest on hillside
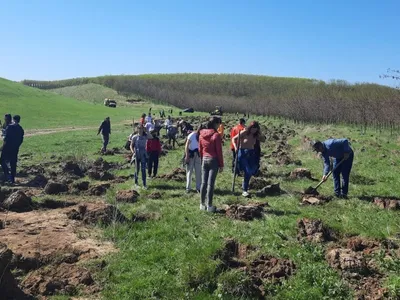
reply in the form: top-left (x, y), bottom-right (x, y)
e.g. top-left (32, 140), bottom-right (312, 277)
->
top-left (22, 74), bottom-right (400, 131)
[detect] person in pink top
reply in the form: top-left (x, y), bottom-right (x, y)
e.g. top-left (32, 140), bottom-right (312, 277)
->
top-left (199, 116), bottom-right (224, 212)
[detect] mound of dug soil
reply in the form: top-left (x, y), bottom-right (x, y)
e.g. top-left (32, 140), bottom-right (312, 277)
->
top-left (2, 191), bottom-right (32, 212)
top-left (44, 181), bottom-right (69, 195)
top-left (27, 174), bottom-right (48, 188)
top-left (214, 239), bottom-right (296, 298)
top-left (67, 203), bottom-right (128, 225)
top-left (225, 202), bottom-right (269, 221)
top-left (0, 243), bottom-right (33, 300)
top-left (373, 197), bottom-right (400, 210)
top-left (87, 183), bottom-right (111, 196)
top-left (62, 161), bottom-right (84, 177)
top-left (0, 203), bottom-right (116, 298)
top-left (249, 177), bottom-right (271, 190)
top-left (290, 168), bottom-right (312, 179)
top-left (325, 237), bottom-right (393, 299)
top-left (157, 168), bottom-right (186, 181)
top-left (116, 190), bottom-right (140, 203)
top-left (148, 192), bottom-right (163, 199)
top-left (297, 218), bottom-right (337, 243)
top-left (22, 262), bottom-right (98, 296)
top-left (301, 194), bottom-right (332, 205)
top-left (255, 183), bottom-right (281, 197)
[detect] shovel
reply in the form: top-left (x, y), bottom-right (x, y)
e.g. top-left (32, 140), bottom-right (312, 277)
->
top-left (304, 158), bottom-right (345, 195)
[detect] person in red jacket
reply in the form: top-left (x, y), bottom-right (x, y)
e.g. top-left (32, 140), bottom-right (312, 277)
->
top-left (230, 118), bottom-right (246, 174)
top-left (199, 117), bottom-right (223, 212)
top-left (146, 130), bottom-right (162, 178)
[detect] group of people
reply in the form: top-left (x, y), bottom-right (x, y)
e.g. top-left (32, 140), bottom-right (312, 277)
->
top-left (0, 114), bottom-right (24, 185)
top-left (98, 111), bottom-right (355, 212)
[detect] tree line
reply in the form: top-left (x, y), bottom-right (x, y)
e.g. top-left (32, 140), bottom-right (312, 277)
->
top-left (22, 73), bottom-right (400, 131)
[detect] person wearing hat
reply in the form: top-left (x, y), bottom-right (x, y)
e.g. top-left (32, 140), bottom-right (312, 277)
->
top-left (131, 125), bottom-right (152, 189)
top-left (97, 117), bottom-right (111, 153)
top-left (312, 139), bottom-right (354, 198)
top-left (230, 118), bottom-right (246, 174)
top-left (1, 115), bottom-right (24, 184)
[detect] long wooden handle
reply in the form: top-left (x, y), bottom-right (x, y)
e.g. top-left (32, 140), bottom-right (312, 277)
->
top-left (231, 131), bottom-right (241, 193)
top-left (313, 158), bottom-right (345, 190)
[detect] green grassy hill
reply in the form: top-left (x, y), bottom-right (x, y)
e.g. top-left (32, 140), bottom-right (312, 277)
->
top-left (0, 78), bottom-right (170, 129)
top-left (50, 83), bottom-right (131, 105)
top-left (23, 74), bottom-right (400, 129)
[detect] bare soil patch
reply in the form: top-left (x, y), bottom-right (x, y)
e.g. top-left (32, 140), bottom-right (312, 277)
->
top-left (297, 218), bottom-right (337, 243)
top-left (214, 239), bottom-right (296, 299)
top-left (225, 202), bottom-right (269, 221)
top-left (0, 201), bottom-right (117, 298)
top-left (115, 190), bottom-right (140, 203)
top-left (373, 197), bottom-right (400, 210)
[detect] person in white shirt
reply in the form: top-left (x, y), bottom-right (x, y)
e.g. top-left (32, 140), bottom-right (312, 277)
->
top-left (184, 125), bottom-right (203, 193)
top-left (145, 113), bottom-right (153, 124)
top-left (145, 120), bottom-right (155, 133)
top-left (164, 116), bottom-right (172, 135)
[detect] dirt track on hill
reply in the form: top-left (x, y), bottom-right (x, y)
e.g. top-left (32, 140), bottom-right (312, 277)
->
top-left (25, 122), bottom-right (131, 137)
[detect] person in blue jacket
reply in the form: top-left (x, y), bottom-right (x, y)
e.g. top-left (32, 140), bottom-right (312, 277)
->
top-left (312, 138), bottom-right (354, 198)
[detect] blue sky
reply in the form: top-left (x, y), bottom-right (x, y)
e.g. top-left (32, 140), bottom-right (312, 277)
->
top-left (1, 0), bottom-right (399, 85)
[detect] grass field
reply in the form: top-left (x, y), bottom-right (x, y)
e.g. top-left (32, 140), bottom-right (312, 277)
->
top-left (0, 78), bottom-right (176, 129)
top-left (50, 83), bottom-right (132, 105)
top-left (2, 83), bottom-right (400, 299)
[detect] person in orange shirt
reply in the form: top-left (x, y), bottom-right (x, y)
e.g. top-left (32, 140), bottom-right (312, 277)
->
top-left (139, 113), bottom-right (146, 126)
top-left (230, 118), bottom-right (246, 174)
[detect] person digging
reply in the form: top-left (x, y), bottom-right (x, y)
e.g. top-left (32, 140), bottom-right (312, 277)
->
top-left (310, 139), bottom-right (354, 199)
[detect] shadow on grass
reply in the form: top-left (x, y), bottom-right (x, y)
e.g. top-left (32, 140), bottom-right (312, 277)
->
top-left (154, 184), bottom-right (184, 191)
top-left (350, 174), bottom-right (376, 185)
top-left (266, 209), bottom-right (301, 216)
top-left (359, 195), bottom-right (400, 202)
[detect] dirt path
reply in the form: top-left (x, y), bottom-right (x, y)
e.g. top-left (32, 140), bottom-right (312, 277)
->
top-left (25, 122), bottom-right (131, 137)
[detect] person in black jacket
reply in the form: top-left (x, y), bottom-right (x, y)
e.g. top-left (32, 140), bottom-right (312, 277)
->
top-left (97, 117), bottom-right (111, 153)
top-left (1, 115), bottom-right (24, 184)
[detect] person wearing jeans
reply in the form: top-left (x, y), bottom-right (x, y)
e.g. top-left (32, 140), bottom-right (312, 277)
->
top-left (199, 117), bottom-right (224, 212)
top-left (130, 125), bottom-right (151, 189)
top-left (185, 126), bottom-right (202, 193)
top-left (230, 118), bottom-right (246, 174)
top-left (1, 115), bottom-right (24, 184)
top-left (232, 121), bottom-right (265, 197)
top-left (97, 117), bottom-right (111, 153)
top-left (312, 139), bottom-right (354, 198)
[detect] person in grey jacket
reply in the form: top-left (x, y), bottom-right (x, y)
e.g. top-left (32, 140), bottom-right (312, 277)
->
top-left (130, 125), bottom-right (152, 189)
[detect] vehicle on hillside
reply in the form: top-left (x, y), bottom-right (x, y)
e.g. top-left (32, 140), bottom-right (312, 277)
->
top-left (104, 98), bottom-right (117, 108)
top-left (210, 106), bottom-right (223, 116)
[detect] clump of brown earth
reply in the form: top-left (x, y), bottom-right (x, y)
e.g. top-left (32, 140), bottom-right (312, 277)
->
top-left (0, 243), bottom-right (33, 299)
top-left (1, 191), bottom-right (33, 212)
top-left (296, 218), bottom-right (397, 299)
top-left (301, 194), bottom-right (332, 205)
top-left (148, 192), bottom-right (163, 199)
top-left (157, 168), bottom-right (186, 181)
top-left (66, 203), bottom-right (128, 225)
top-left (225, 202), bottom-right (269, 221)
top-left (290, 168), bottom-right (312, 179)
top-left (249, 177), bottom-right (272, 190)
top-left (373, 197), bottom-right (400, 210)
top-left (297, 218), bottom-right (337, 243)
top-left (214, 239), bottom-right (296, 299)
top-left (115, 190), bottom-right (140, 203)
top-left (0, 201), bottom-right (117, 298)
top-left (87, 183), bottom-right (111, 196)
top-left (255, 183), bottom-right (282, 197)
